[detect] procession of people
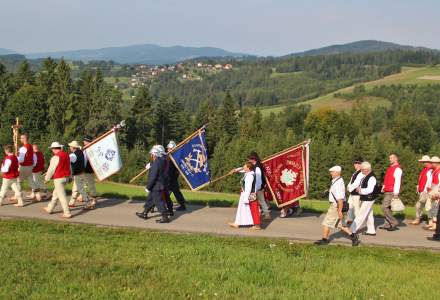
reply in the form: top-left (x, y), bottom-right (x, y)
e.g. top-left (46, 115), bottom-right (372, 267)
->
top-left (1, 131), bottom-right (440, 245)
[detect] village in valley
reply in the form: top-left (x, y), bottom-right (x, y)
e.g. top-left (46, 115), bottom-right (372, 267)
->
top-left (125, 61), bottom-right (234, 88)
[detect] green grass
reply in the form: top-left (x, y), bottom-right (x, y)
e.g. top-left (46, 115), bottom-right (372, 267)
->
top-left (0, 218), bottom-right (438, 299)
top-left (91, 181), bottom-right (416, 219)
top-left (260, 65), bottom-right (440, 117)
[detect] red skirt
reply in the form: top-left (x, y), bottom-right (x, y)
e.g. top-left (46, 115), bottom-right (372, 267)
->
top-left (249, 200), bottom-right (261, 225)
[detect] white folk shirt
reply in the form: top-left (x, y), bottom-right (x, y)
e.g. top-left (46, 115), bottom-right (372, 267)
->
top-left (392, 167), bottom-right (403, 195)
top-left (347, 171), bottom-right (365, 193)
top-left (17, 146), bottom-right (37, 167)
top-left (45, 156), bottom-right (60, 181)
top-left (329, 177), bottom-right (345, 205)
top-left (254, 166), bottom-right (263, 191)
top-left (1, 158), bottom-right (12, 173)
top-left (359, 175), bottom-right (377, 195)
top-left (422, 169), bottom-right (433, 193)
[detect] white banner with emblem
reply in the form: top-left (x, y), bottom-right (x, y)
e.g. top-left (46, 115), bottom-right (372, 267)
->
top-left (84, 130), bottom-right (122, 181)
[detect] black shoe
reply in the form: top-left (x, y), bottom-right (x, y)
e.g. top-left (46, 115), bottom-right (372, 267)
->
top-left (427, 237), bottom-right (440, 242)
top-left (156, 213), bottom-right (170, 223)
top-left (176, 205), bottom-right (187, 211)
top-left (136, 212), bottom-right (148, 220)
top-left (350, 234), bottom-right (360, 247)
top-left (386, 226), bottom-right (399, 232)
top-left (168, 210), bottom-right (174, 217)
top-left (314, 239), bottom-right (329, 246)
top-left (361, 232), bottom-right (377, 236)
top-left (379, 226), bottom-right (390, 230)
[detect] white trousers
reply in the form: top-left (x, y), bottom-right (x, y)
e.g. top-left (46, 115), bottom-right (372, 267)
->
top-left (347, 194), bottom-right (361, 221)
top-left (0, 178), bottom-right (23, 205)
top-left (350, 200), bottom-right (376, 234)
top-left (69, 174), bottom-right (90, 205)
top-left (47, 178), bottom-right (70, 215)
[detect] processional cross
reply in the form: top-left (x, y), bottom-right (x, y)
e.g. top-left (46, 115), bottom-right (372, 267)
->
top-left (11, 117), bottom-right (22, 156)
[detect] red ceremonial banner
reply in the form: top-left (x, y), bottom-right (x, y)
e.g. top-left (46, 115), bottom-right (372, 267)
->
top-left (262, 143), bottom-right (308, 207)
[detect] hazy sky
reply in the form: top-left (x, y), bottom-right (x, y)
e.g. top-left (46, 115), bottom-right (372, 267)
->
top-left (1, 0), bottom-right (439, 56)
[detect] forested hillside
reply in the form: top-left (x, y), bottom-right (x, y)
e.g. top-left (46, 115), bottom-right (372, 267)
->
top-left (151, 50), bottom-right (440, 111)
top-left (1, 51), bottom-right (440, 204)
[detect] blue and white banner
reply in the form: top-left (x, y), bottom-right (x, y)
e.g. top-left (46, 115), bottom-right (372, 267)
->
top-left (85, 130), bottom-right (122, 181)
top-left (169, 128), bottom-right (210, 190)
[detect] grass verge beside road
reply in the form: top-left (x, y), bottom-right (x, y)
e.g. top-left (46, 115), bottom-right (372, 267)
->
top-left (0, 218), bottom-right (438, 299)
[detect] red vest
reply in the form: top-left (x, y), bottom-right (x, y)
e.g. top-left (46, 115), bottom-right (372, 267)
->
top-left (418, 166), bottom-right (432, 192)
top-left (32, 151), bottom-right (45, 173)
top-left (383, 164), bottom-right (401, 193)
top-left (432, 168), bottom-right (440, 185)
top-left (20, 143), bottom-right (34, 166)
top-left (53, 151), bottom-right (71, 179)
top-left (2, 155), bottom-right (19, 179)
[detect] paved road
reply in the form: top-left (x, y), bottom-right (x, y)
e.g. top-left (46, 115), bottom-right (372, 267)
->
top-left (0, 195), bottom-right (439, 250)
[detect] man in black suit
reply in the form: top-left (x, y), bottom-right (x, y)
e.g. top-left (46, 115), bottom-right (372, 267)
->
top-left (166, 141), bottom-right (187, 211)
top-left (136, 145), bottom-right (170, 223)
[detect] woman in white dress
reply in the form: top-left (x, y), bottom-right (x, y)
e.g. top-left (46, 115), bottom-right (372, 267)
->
top-left (229, 162), bottom-right (258, 229)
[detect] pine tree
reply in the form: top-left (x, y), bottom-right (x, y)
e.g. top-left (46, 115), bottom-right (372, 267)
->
top-left (48, 59), bottom-right (73, 139)
top-left (217, 91), bottom-right (238, 140)
top-left (126, 86), bottom-right (153, 148)
top-left (14, 60), bottom-right (34, 89)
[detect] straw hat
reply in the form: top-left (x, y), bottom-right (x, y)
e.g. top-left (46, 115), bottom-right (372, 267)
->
top-left (418, 155), bottom-right (431, 163)
top-left (68, 141), bottom-right (82, 149)
top-left (431, 156), bottom-right (440, 163)
top-left (49, 142), bottom-right (63, 149)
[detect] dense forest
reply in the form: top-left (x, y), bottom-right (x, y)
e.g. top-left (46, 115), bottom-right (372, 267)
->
top-left (151, 50), bottom-right (440, 110)
top-left (1, 50), bottom-right (440, 205)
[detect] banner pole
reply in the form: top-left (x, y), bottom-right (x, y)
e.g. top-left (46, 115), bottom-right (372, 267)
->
top-left (129, 169), bottom-right (147, 184)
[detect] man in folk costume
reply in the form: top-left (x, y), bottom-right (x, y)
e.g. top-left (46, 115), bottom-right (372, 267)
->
top-left (380, 153), bottom-right (402, 231)
top-left (411, 155), bottom-right (433, 225)
top-left (428, 157), bottom-right (440, 241)
top-left (0, 145), bottom-right (24, 207)
top-left (165, 141), bottom-right (187, 211)
top-left (42, 142), bottom-right (72, 219)
top-left (81, 136), bottom-right (98, 207)
top-left (248, 152), bottom-right (271, 221)
top-left (344, 162), bottom-right (380, 239)
top-left (28, 143), bottom-right (48, 201)
top-left (67, 141), bottom-right (93, 210)
top-left (136, 145), bottom-right (170, 223)
top-left (17, 133), bottom-right (37, 199)
top-left (346, 158), bottom-right (364, 224)
top-left (229, 161), bottom-right (261, 230)
top-left (426, 156), bottom-right (440, 231)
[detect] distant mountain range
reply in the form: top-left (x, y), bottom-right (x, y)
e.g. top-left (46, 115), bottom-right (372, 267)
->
top-left (0, 48), bottom-right (16, 55)
top-left (1, 40), bottom-right (438, 65)
top-left (23, 44), bottom-right (249, 65)
top-left (286, 40), bottom-right (438, 57)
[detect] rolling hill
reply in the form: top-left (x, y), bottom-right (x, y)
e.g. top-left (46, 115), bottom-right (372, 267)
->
top-left (24, 44), bottom-right (249, 64)
top-left (260, 64), bottom-right (440, 116)
top-left (287, 40), bottom-right (438, 57)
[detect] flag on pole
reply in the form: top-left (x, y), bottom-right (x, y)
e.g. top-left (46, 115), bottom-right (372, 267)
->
top-left (262, 141), bottom-right (310, 207)
top-left (84, 130), bottom-right (123, 181)
top-left (169, 128), bottom-right (210, 190)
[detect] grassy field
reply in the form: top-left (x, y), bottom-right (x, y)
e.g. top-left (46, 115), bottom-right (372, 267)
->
top-left (0, 218), bottom-right (438, 299)
top-left (92, 181), bottom-right (417, 219)
top-left (260, 65), bottom-right (440, 116)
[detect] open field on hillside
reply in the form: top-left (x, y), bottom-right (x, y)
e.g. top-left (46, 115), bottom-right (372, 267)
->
top-left (260, 65), bottom-right (440, 116)
top-left (0, 218), bottom-right (439, 299)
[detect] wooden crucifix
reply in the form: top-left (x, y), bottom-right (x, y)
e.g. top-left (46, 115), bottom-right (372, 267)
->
top-left (11, 117), bottom-right (22, 156)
